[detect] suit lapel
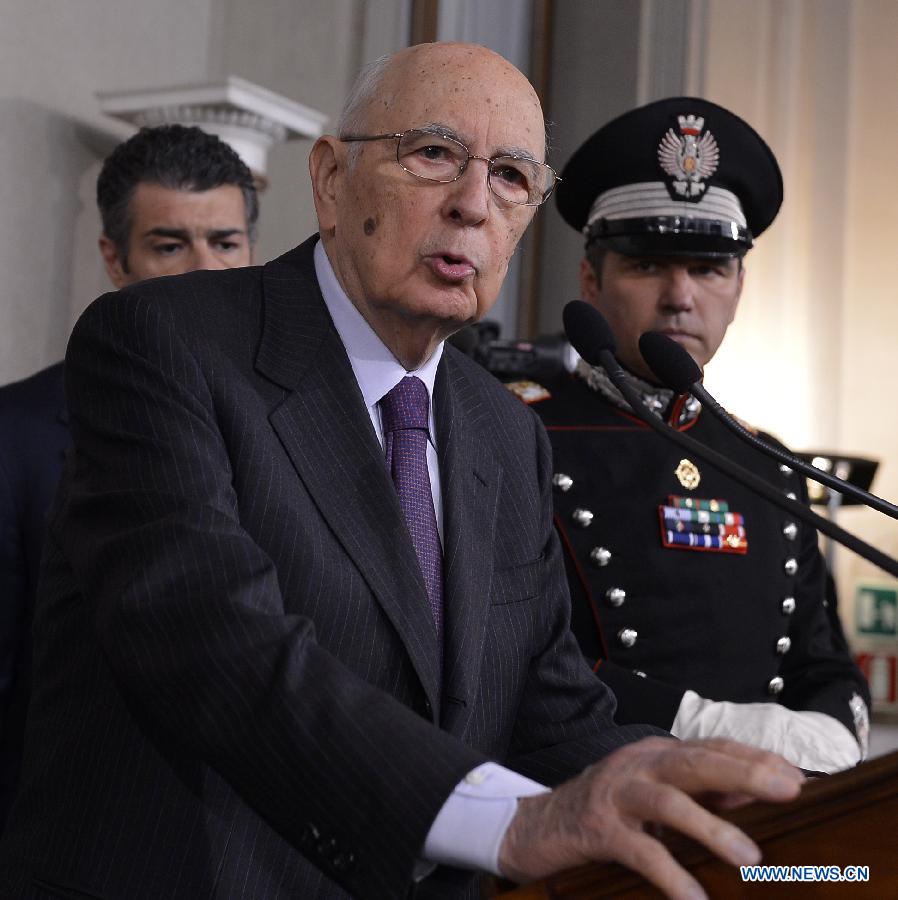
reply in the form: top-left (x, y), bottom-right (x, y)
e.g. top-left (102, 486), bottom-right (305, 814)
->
top-left (434, 355), bottom-right (501, 737)
top-left (256, 237), bottom-right (442, 712)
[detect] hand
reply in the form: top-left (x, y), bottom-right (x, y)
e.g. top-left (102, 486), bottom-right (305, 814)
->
top-left (498, 736), bottom-right (804, 900)
top-left (671, 691), bottom-right (861, 773)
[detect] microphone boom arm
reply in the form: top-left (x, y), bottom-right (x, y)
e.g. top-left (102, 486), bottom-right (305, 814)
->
top-left (688, 381), bottom-right (898, 520)
top-left (597, 348), bottom-right (898, 580)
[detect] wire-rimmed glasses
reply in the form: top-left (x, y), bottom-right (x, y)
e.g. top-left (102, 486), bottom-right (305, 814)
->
top-left (339, 128), bottom-right (560, 206)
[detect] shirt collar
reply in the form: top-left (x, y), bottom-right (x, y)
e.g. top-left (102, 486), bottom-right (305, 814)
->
top-left (314, 240), bottom-right (443, 432)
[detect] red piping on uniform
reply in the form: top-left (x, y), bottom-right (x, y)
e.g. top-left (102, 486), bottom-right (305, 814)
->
top-left (554, 512), bottom-right (610, 662)
top-left (670, 394), bottom-right (701, 433)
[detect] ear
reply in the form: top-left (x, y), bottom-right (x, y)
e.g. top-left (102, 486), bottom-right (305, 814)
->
top-left (579, 256), bottom-right (600, 302)
top-left (308, 136), bottom-right (344, 237)
top-left (98, 236), bottom-right (128, 289)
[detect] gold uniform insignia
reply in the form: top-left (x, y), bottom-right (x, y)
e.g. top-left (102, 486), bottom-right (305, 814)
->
top-left (504, 380), bottom-right (551, 405)
top-left (675, 458), bottom-right (701, 490)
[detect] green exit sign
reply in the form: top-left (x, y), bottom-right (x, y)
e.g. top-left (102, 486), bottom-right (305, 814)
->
top-left (856, 584), bottom-right (898, 636)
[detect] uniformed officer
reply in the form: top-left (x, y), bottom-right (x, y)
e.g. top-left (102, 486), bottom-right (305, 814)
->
top-left (509, 97), bottom-right (870, 772)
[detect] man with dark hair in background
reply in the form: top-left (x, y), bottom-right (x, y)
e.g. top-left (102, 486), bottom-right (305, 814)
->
top-left (505, 97), bottom-right (869, 775)
top-left (0, 123), bottom-right (257, 830)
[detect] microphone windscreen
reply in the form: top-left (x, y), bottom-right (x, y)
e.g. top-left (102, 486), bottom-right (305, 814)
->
top-left (563, 300), bottom-right (617, 365)
top-left (639, 331), bottom-right (702, 392)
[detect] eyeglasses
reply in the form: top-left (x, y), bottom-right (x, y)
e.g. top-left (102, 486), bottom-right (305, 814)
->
top-left (339, 128), bottom-right (561, 206)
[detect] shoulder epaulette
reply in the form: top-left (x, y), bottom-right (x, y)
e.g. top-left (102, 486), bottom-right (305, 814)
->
top-left (504, 380), bottom-right (551, 405)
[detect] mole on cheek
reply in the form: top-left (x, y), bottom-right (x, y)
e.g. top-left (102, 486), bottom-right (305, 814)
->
top-left (363, 218), bottom-right (377, 236)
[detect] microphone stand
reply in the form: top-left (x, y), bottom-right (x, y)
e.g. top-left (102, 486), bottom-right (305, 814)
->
top-left (689, 381), bottom-right (898, 519)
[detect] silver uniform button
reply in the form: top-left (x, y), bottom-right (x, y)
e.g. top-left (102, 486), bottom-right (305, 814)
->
top-left (552, 473), bottom-right (573, 493)
top-left (785, 491), bottom-right (798, 501)
top-left (605, 587), bottom-right (626, 607)
top-left (784, 557), bottom-right (798, 576)
top-left (779, 464), bottom-right (793, 476)
top-left (590, 546), bottom-right (612, 567)
top-left (781, 596), bottom-right (796, 615)
top-left (782, 521), bottom-right (798, 541)
top-left (768, 676), bottom-right (785, 695)
top-left (776, 636), bottom-right (792, 655)
top-left (572, 508), bottom-right (594, 528)
top-left (618, 628), bottom-right (637, 648)
top-left (633, 670), bottom-right (647, 678)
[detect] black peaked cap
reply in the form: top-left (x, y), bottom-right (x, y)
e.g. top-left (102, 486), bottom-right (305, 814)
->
top-left (556, 96), bottom-right (783, 254)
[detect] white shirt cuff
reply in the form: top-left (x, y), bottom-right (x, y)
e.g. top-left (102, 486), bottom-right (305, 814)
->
top-left (422, 762), bottom-right (550, 875)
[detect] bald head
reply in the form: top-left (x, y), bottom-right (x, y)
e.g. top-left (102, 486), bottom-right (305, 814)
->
top-left (338, 43), bottom-right (546, 159)
top-left (310, 42), bottom-right (547, 369)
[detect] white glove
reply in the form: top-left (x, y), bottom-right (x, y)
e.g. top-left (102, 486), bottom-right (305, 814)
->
top-left (670, 690), bottom-right (861, 773)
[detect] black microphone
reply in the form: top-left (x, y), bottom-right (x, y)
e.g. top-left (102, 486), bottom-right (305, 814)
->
top-left (562, 300), bottom-right (630, 385)
top-left (638, 330), bottom-right (898, 521)
top-left (562, 301), bottom-right (898, 579)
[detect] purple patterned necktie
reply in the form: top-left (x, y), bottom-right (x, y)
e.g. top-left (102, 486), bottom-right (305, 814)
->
top-left (380, 376), bottom-right (443, 640)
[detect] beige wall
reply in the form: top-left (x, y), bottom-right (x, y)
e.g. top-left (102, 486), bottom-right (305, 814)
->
top-left (0, 0), bottom-right (215, 383)
top-left (836, 0), bottom-right (898, 600)
top-left (692, 0), bottom-right (898, 612)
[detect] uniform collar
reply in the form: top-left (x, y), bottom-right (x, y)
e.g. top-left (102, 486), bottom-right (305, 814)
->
top-left (575, 357), bottom-right (701, 427)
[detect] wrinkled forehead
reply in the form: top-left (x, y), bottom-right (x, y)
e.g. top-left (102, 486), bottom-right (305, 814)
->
top-left (374, 46), bottom-right (546, 160)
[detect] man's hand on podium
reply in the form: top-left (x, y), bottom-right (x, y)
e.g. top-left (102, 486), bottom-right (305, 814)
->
top-left (498, 736), bottom-right (804, 900)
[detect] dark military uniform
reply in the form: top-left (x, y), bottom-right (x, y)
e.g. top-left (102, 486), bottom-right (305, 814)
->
top-left (516, 369), bottom-right (870, 739)
top-left (533, 94), bottom-right (871, 757)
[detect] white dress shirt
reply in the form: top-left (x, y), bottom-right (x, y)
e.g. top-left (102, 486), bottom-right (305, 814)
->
top-left (313, 240), bottom-right (548, 875)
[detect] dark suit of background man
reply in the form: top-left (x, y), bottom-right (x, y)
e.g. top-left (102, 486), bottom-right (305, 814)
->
top-left (0, 46), bottom-right (804, 900)
top-left (0, 124), bottom-right (257, 830)
top-left (507, 97), bottom-right (869, 774)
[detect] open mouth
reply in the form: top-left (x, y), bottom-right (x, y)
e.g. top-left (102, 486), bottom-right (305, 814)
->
top-left (427, 254), bottom-right (476, 281)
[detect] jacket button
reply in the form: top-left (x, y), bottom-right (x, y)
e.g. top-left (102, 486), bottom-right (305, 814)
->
top-left (605, 587), bottom-right (626, 607)
top-left (333, 851), bottom-right (356, 872)
top-left (783, 557), bottom-right (798, 576)
top-left (300, 823), bottom-right (321, 851)
top-left (782, 521), bottom-right (798, 541)
top-left (552, 473), bottom-right (574, 492)
top-left (572, 508), bottom-right (594, 528)
top-left (781, 596), bottom-right (796, 615)
top-left (779, 464), bottom-right (793, 476)
top-left (319, 837), bottom-right (340, 860)
top-left (776, 636), bottom-right (792, 655)
top-left (768, 676), bottom-right (785, 696)
top-left (618, 628), bottom-right (637, 648)
top-left (590, 546), bottom-right (612, 567)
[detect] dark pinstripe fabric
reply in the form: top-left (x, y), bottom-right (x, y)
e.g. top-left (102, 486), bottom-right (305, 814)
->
top-left (0, 237), bottom-right (659, 899)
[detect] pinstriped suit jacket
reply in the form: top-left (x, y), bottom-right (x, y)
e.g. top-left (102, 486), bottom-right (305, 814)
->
top-left (0, 236), bottom-right (657, 899)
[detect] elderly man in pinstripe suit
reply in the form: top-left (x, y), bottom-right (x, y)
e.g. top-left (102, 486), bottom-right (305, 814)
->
top-left (0, 43), bottom-right (802, 900)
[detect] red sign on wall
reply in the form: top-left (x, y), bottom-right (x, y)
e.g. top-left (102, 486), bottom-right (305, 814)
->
top-left (856, 653), bottom-right (898, 705)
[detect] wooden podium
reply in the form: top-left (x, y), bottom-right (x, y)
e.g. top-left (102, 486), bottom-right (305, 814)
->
top-left (495, 749), bottom-right (898, 898)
